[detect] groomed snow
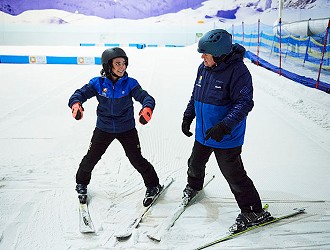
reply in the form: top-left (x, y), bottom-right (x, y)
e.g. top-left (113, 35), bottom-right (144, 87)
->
top-left (0, 45), bottom-right (330, 249)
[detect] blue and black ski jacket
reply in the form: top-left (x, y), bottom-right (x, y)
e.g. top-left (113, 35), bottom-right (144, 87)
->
top-left (68, 73), bottom-right (155, 133)
top-left (183, 44), bottom-right (254, 148)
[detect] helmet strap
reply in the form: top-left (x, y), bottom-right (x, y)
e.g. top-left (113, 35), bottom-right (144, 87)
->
top-left (101, 59), bottom-right (127, 79)
top-left (110, 70), bottom-right (120, 79)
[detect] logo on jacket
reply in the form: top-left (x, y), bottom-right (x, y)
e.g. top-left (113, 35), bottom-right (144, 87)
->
top-left (196, 75), bottom-right (202, 87)
top-left (101, 88), bottom-right (108, 97)
top-left (215, 80), bottom-right (223, 90)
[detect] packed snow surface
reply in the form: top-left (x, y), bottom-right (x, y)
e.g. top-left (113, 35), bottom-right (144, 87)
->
top-left (0, 45), bottom-right (330, 249)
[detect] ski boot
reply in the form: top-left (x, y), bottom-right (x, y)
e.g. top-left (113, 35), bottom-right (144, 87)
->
top-left (229, 209), bottom-right (273, 233)
top-left (76, 184), bottom-right (88, 204)
top-left (143, 184), bottom-right (162, 207)
top-left (182, 185), bottom-right (198, 206)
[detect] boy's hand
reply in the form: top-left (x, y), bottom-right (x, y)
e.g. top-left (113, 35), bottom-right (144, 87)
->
top-left (139, 107), bottom-right (152, 125)
top-left (72, 102), bottom-right (84, 120)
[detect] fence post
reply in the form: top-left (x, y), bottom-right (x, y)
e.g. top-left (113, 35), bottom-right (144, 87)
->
top-left (242, 21), bottom-right (245, 47)
top-left (232, 24), bottom-right (234, 42)
top-left (257, 19), bottom-right (260, 66)
top-left (279, 18), bottom-right (282, 76)
top-left (270, 34), bottom-right (276, 57)
top-left (316, 19), bottom-right (330, 89)
top-left (303, 36), bottom-right (311, 65)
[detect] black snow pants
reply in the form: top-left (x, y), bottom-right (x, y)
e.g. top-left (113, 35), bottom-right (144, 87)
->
top-left (187, 140), bottom-right (262, 213)
top-left (76, 127), bottom-right (159, 188)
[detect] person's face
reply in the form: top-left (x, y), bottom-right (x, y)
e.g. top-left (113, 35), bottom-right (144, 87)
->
top-left (112, 57), bottom-right (127, 77)
top-left (201, 53), bottom-right (216, 67)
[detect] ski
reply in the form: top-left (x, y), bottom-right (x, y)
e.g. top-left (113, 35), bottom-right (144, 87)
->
top-left (78, 195), bottom-right (95, 233)
top-left (114, 176), bottom-right (174, 239)
top-left (195, 207), bottom-right (306, 249)
top-left (147, 175), bottom-right (216, 242)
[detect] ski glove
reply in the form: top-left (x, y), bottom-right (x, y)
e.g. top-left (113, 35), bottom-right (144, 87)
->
top-left (181, 117), bottom-right (193, 137)
top-left (139, 107), bottom-right (153, 125)
top-left (72, 102), bottom-right (84, 120)
top-left (205, 122), bottom-right (231, 142)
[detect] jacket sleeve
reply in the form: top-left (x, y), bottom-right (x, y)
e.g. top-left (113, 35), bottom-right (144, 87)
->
top-left (131, 84), bottom-right (155, 110)
top-left (221, 63), bottom-right (254, 130)
top-left (183, 65), bottom-right (203, 121)
top-left (183, 92), bottom-right (196, 122)
top-left (68, 80), bottom-right (98, 108)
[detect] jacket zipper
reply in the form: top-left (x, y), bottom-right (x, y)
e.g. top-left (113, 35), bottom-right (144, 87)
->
top-left (201, 70), bottom-right (211, 143)
top-left (111, 83), bottom-right (116, 132)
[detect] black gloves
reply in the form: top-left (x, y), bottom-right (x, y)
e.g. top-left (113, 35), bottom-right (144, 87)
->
top-left (181, 117), bottom-right (193, 137)
top-left (182, 117), bottom-right (231, 142)
top-left (205, 122), bottom-right (231, 142)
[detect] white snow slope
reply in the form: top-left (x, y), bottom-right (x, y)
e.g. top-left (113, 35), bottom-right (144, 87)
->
top-left (0, 45), bottom-right (330, 249)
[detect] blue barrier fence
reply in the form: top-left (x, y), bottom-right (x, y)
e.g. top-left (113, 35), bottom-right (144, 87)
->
top-left (79, 43), bottom-right (184, 48)
top-left (245, 51), bottom-right (330, 93)
top-left (0, 43), bottom-right (185, 65)
top-left (225, 20), bottom-right (330, 93)
top-left (0, 55), bottom-right (100, 65)
top-left (1, 25), bottom-right (329, 93)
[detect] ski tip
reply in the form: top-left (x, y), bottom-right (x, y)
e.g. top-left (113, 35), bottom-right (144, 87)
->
top-left (115, 234), bottom-right (131, 240)
top-left (114, 228), bottom-right (133, 239)
top-left (114, 232), bottom-right (130, 238)
top-left (294, 208), bottom-right (306, 213)
top-left (165, 176), bottom-right (175, 185)
top-left (167, 176), bottom-right (175, 181)
top-left (80, 229), bottom-right (95, 234)
top-left (147, 234), bottom-right (161, 242)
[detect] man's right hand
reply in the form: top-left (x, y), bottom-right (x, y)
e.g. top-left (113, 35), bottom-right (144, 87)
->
top-left (72, 102), bottom-right (84, 120)
top-left (181, 118), bottom-right (193, 137)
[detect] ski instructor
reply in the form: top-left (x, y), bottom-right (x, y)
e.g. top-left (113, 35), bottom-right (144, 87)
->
top-left (181, 29), bottom-right (273, 232)
top-left (68, 47), bottom-right (161, 207)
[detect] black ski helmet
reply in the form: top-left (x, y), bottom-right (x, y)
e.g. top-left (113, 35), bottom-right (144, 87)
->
top-left (101, 47), bottom-right (128, 76)
top-left (197, 29), bottom-right (233, 58)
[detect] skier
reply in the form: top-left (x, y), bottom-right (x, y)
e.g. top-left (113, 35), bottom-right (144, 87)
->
top-left (181, 29), bottom-right (273, 232)
top-left (68, 47), bottom-right (161, 207)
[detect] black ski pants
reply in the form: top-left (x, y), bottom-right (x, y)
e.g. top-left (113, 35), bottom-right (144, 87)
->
top-left (187, 140), bottom-right (262, 213)
top-left (76, 127), bottom-right (159, 188)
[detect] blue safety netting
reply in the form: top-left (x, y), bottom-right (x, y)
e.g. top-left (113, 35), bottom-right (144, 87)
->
top-left (225, 21), bottom-right (330, 93)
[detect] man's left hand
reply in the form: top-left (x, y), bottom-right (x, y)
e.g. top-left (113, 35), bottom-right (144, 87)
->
top-left (205, 123), bottom-right (231, 142)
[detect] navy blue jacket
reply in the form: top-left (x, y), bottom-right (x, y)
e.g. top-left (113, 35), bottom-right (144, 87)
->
top-left (184, 44), bottom-right (254, 148)
top-left (68, 73), bottom-right (155, 133)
